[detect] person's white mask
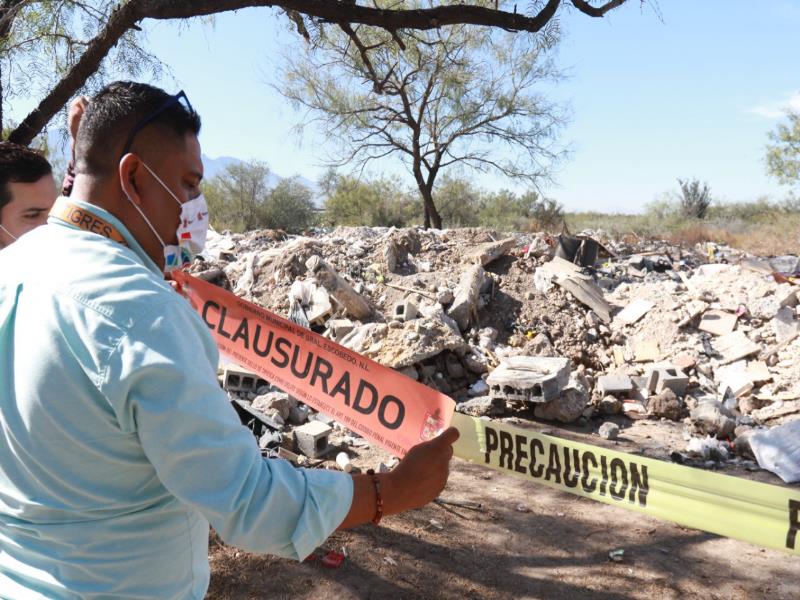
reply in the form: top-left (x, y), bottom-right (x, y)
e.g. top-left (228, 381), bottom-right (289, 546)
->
top-left (126, 161), bottom-right (209, 273)
top-left (0, 223), bottom-right (18, 246)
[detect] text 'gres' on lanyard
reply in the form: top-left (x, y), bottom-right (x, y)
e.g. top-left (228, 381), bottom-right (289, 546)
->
top-left (49, 197), bottom-right (129, 247)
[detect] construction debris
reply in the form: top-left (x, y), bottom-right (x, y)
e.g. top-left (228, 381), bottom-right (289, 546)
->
top-left (201, 226), bottom-right (799, 482)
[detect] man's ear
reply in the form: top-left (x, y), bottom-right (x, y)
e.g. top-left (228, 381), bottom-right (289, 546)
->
top-left (119, 153), bottom-right (142, 206)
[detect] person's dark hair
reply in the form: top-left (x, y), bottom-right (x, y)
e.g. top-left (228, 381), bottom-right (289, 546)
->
top-left (75, 81), bottom-right (201, 177)
top-left (0, 142), bottom-right (53, 213)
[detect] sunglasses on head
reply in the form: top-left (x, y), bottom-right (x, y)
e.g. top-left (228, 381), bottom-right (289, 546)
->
top-left (119, 90), bottom-right (194, 160)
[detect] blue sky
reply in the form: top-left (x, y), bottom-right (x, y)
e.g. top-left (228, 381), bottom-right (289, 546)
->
top-left (10, 1), bottom-right (800, 213)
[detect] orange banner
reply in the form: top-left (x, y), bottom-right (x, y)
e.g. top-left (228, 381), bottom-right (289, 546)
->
top-left (173, 271), bottom-right (455, 456)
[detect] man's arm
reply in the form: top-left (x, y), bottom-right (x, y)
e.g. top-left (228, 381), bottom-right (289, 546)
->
top-left (101, 298), bottom-right (457, 559)
top-left (339, 427), bottom-right (458, 529)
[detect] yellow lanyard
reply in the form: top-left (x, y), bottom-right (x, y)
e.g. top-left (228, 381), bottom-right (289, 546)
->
top-left (49, 197), bottom-right (129, 247)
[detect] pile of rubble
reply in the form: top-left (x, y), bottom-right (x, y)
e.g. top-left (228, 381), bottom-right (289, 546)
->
top-left (197, 226), bottom-right (800, 484)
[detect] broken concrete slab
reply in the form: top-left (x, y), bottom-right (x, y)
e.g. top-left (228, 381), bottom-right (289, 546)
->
top-left (343, 320), bottom-right (467, 370)
top-left (751, 399), bottom-right (800, 425)
top-left (712, 330), bottom-right (761, 365)
top-left (614, 298), bottom-right (654, 326)
top-left (456, 396), bottom-right (505, 417)
top-left (537, 257), bottom-right (612, 323)
top-left (448, 264), bottom-right (485, 332)
top-left (745, 360), bottom-right (772, 383)
top-left (597, 374), bottom-right (633, 395)
top-left (773, 306), bottom-right (800, 343)
top-left (487, 356), bottom-right (570, 403)
top-left (633, 340), bottom-right (660, 363)
top-left (697, 309), bottom-right (738, 336)
top-left (466, 237), bottom-right (517, 266)
top-left (306, 255), bottom-right (372, 320)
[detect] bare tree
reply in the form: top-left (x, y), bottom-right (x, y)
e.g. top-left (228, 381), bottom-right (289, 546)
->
top-left (280, 5), bottom-right (567, 228)
top-left (1, 0), bottom-right (636, 146)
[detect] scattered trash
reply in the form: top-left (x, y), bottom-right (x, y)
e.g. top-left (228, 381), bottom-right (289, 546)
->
top-left (320, 550), bottom-right (346, 569)
top-left (608, 548), bottom-right (625, 563)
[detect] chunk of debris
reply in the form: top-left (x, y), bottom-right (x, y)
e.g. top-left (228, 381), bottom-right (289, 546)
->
top-left (597, 374), bottom-right (633, 396)
top-left (650, 366), bottom-right (689, 396)
top-left (773, 306), bottom-right (800, 343)
top-left (456, 396), bottom-right (505, 417)
top-left (599, 395), bottom-right (623, 415)
top-left (533, 386), bottom-right (589, 423)
top-left (697, 309), bottom-right (738, 336)
top-left (614, 298), bottom-right (654, 326)
top-left (537, 257), bottom-right (612, 323)
top-left (252, 392), bottom-right (296, 421)
top-left (633, 340), bottom-right (660, 363)
top-left (447, 264), bottom-right (485, 332)
top-left (647, 389), bottom-right (683, 421)
top-left (306, 255), bottom-right (372, 320)
top-left (690, 402), bottom-right (736, 438)
top-left (686, 435), bottom-right (730, 461)
top-left (466, 237), bottom-right (517, 266)
top-left (751, 399), bottom-right (800, 425)
top-left (487, 356), bottom-right (571, 404)
top-left (712, 330), bottom-right (761, 365)
top-left (598, 422), bottom-right (620, 440)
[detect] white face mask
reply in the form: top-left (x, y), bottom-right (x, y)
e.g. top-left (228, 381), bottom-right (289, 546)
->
top-left (126, 161), bottom-right (209, 273)
top-left (0, 223), bottom-right (18, 246)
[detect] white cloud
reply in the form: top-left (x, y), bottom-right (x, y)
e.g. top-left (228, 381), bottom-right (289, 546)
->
top-left (748, 92), bottom-right (800, 119)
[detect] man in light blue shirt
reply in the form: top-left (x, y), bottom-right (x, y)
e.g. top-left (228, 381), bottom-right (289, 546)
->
top-left (0, 81), bottom-right (457, 599)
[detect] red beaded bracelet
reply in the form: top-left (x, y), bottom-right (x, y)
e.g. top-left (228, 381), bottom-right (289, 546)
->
top-left (366, 469), bottom-right (383, 525)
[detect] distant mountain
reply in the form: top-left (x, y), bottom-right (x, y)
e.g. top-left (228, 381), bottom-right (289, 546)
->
top-left (201, 154), bottom-right (322, 208)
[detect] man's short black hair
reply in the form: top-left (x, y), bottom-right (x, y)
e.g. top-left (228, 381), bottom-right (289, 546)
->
top-left (75, 81), bottom-right (201, 177)
top-left (0, 142), bottom-right (53, 213)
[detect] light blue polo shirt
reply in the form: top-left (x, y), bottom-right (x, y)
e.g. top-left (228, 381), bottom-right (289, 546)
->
top-left (0, 198), bottom-right (353, 599)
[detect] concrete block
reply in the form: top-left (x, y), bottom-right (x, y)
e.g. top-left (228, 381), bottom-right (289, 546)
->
top-left (652, 367), bottom-right (689, 397)
top-left (223, 366), bottom-right (269, 393)
top-left (328, 319), bottom-right (355, 342)
top-left (394, 299), bottom-right (419, 322)
top-left (487, 356), bottom-right (570, 403)
top-left (597, 374), bottom-right (633, 395)
top-left (294, 421), bottom-right (333, 458)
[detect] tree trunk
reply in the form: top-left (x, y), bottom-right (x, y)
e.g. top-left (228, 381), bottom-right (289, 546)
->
top-left (420, 186), bottom-right (442, 229)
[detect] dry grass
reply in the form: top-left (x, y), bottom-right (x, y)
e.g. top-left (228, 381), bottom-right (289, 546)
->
top-left (566, 203), bottom-right (800, 257)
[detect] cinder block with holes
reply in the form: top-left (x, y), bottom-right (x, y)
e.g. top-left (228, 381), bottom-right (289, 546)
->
top-left (486, 356), bottom-right (570, 403)
top-left (222, 366), bottom-right (269, 393)
top-left (294, 421), bottom-right (333, 458)
top-left (393, 299), bottom-right (419, 323)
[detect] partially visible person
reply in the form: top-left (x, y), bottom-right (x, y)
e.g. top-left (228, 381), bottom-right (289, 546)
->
top-left (61, 95), bottom-right (89, 197)
top-left (0, 142), bottom-right (57, 248)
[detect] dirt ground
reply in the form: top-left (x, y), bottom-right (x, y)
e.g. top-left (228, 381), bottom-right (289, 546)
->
top-left (207, 420), bottom-right (800, 600)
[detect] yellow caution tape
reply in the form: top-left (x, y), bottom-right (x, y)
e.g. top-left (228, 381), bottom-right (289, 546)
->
top-left (452, 413), bottom-right (800, 555)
